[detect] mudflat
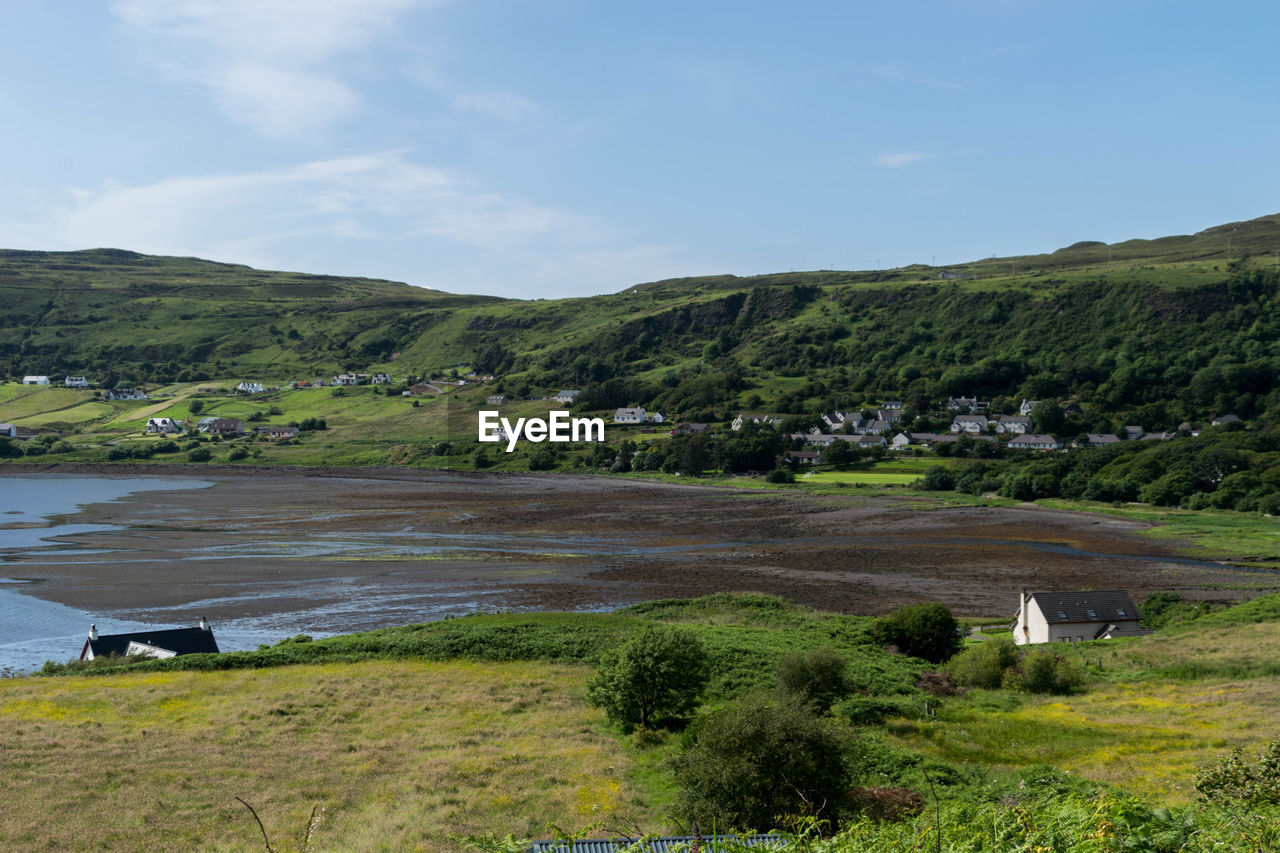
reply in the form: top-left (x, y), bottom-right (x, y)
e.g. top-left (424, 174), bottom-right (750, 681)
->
top-left (1, 465), bottom-right (1261, 631)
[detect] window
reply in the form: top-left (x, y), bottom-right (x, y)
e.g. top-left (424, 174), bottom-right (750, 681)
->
top-left (1087, 609), bottom-right (1096, 618)
top-left (1058, 611), bottom-right (1067, 619)
top-left (1117, 609), bottom-right (1127, 616)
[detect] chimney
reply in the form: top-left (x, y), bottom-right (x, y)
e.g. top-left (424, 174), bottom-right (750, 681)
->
top-left (1019, 589), bottom-right (1029, 643)
top-left (199, 616), bottom-right (210, 632)
top-left (89, 624), bottom-right (98, 641)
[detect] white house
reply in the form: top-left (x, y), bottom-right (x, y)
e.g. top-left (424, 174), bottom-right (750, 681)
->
top-left (951, 415), bottom-right (987, 434)
top-left (731, 414), bottom-right (782, 431)
top-left (22, 375), bottom-right (49, 385)
top-left (144, 417), bottom-right (181, 435)
top-left (649, 412), bottom-right (665, 424)
top-left (553, 389), bottom-right (581, 404)
top-left (332, 373), bottom-right (363, 386)
top-left (64, 376), bottom-right (90, 388)
top-left (1007, 434), bottom-right (1063, 451)
top-left (0, 424), bottom-right (16, 438)
top-left (104, 388), bottom-right (148, 401)
top-left (1013, 590), bottom-right (1148, 645)
top-left (1020, 399), bottom-right (1040, 417)
top-left (370, 373), bottom-right (391, 384)
top-left (236, 381), bottom-right (265, 394)
top-left (614, 407), bottom-right (648, 424)
top-left (995, 415), bottom-right (1032, 435)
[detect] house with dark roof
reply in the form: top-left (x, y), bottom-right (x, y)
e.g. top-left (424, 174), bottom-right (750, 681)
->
top-left (80, 618), bottom-right (220, 661)
top-left (1013, 590), bottom-right (1148, 645)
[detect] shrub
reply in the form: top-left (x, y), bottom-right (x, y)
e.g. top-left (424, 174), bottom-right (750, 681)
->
top-left (776, 647), bottom-right (852, 712)
top-left (920, 466), bottom-right (954, 491)
top-left (846, 786), bottom-right (925, 822)
top-left (584, 624), bottom-right (709, 729)
top-left (672, 697), bottom-right (852, 831)
top-left (870, 603), bottom-right (963, 663)
top-left (1003, 647), bottom-right (1083, 694)
top-left (766, 466), bottom-right (795, 484)
top-left (947, 637), bottom-right (1019, 689)
top-left (187, 447), bottom-right (213, 462)
top-left (227, 447), bottom-right (249, 461)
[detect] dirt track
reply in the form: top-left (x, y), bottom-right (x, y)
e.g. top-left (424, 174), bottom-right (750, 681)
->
top-left (1, 465), bottom-right (1265, 628)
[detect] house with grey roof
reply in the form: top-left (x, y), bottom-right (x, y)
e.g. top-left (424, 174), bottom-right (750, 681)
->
top-left (996, 415), bottom-right (1032, 434)
top-left (1013, 590), bottom-right (1148, 645)
top-left (1083, 433), bottom-right (1120, 447)
top-left (614, 407), bottom-right (648, 424)
top-left (950, 415), bottom-right (987, 434)
top-left (1008, 434), bottom-right (1062, 451)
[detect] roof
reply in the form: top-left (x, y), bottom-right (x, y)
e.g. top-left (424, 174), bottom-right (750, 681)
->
top-left (85, 626), bottom-right (220, 658)
top-left (529, 836), bottom-right (785, 853)
top-left (1026, 590), bottom-right (1140, 624)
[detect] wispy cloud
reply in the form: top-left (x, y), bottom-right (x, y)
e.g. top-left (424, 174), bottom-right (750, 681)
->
top-left (873, 152), bottom-right (932, 169)
top-left (869, 65), bottom-right (962, 90)
top-left (12, 152), bottom-right (697, 297)
top-left (111, 0), bottom-right (432, 137)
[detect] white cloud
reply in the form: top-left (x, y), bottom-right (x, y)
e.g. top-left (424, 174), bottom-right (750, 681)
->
top-left (111, 0), bottom-right (430, 137)
top-left (15, 152), bottom-right (698, 298)
top-left (873, 152), bottom-right (932, 169)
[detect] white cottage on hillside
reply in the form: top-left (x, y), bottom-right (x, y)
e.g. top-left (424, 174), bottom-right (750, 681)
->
top-left (1013, 589), bottom-right (1149, 645)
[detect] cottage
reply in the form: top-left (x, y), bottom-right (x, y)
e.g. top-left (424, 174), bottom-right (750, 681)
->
top-left (798, 432), bottom-right (840, 447)
top-left (1007, 434), bottom-right (1062, 451)
top-left (236, 381), bottom-right (265, 394)
top-left (1123, 425), bottom-right (1144, 440)
top-left (1141, 431), bottom-right (1176, 441)
top-left (64, 376), bottom-right (90, 388)
top-left (0, 424), bottom-right (16, 438)
top-left (1019, 399), bottom-right (1040, 417)
top-left (995, 415), bottom-right (1032, 435)
top-left (881, 400), bottom-right (904, 411)
top-left (268, 425), bottom-right (299, 440)
top-left (946, 396), bottom-right (985, 413)
top-left (649, 412), bottom-right (665, 424)
top-left (836, 433), bottom-right (887, 447)
top-left (332, 373), bottom-right (363, 386)
top-left (614, 407), bottom-right (648, 424)
top-left (22, 375), bottom-right (49, 385)
top-left (554, 389), bottom-right (581, 404)
top-left (1084, 433), bottom-right (1120, 447)
top-left (1212, 414), bottom-right (1242, 426)
top-left (1013, 590), bottom-right (1148, 645)
top-left (144, 417), bottom-right (181, 435)
top-left (203, 418), bottom-right (245, 438)
top-left (890, 432), bottom-right (913, 449)
top-left (104, 388), bottom-right (148, 401)
top-left (731, 414), bottom-right (782, 431)
top-left (862, 418), bottom-right (892, 435)
top-left (80, 617), bottom-right (220, 661)
top-left (370, 373), bottom-right (391, 384)
top-left (950, 415), bottom-right (987, 434)
top-left (784, 450), bottom-right (822, 465)
top-left (486, 394), bottom-right (510, 406)
top-left (672, 422), bottom-right (710, 436)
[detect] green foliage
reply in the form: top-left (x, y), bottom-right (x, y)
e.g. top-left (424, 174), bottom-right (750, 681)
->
top-left (765, 466), bottom-right (795, 483)
top-left (920, 465), bottom-right (954, 491)
top-left (187, 447), bottom-right (212, 462)
top-left (1002, 647), bottom-right (1084, 695)
top-left (776, 647), bottom-right (853, 712)
top-left (672, 697), bottom-right (853, 831)
top-left (870, 603), bottom-right (963, 664)
top-left (584, 624), bottom-right (710, 728)
top-left (947, 637), bottom-right (1019, 689)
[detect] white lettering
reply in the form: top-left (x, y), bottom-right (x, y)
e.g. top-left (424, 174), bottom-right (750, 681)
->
top-left (504, 417), bottom-right (526, 453)
top-left (573, 417), bottom-right (605, 442)
top-left (478, 410), bottom-right (502, 443)
top-left (481, 410), bottom-right (607, 452)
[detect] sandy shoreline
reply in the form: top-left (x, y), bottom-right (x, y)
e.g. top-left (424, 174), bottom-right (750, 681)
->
top-left (0, 464), bottom-right (1266, 631)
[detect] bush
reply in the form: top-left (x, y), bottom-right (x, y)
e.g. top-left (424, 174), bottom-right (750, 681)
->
top-left (870, 603), bottom-right (963, 663)
top-left (776, 647), bottom-right (852, 712)
top-left (672, 697), bottom-right (852, 831)
top-left (227, 447), bottom-right (249, 461)
top-left (766, 466), bottom-right (795, 484)
top-left (1003, 647), bottom-right (1083, 694)
top-left (920, 466), bottom-right (954, 491)
top-left (187, 447), bottom-right (213, 462)
top-left (947, 637), bottom-right (1019, 689)
top-left (584, 624), bottom-right (709, 729)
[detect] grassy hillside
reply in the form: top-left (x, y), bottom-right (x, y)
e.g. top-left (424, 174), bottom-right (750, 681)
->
top-left (9, 592), bottom-right (1280, 850)
top-left (5, 214), bottom-right (1280, 434)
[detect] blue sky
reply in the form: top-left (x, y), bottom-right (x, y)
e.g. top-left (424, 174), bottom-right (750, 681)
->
top-left (1, 1), bottom-right (1276, 299)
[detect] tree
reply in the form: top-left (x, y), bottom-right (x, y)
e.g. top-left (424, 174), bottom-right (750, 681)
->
top-left (1030, 399), bottom-right (1064, 434)
top-left (776, 647), bottom-right (852, 712)
top-left (673, 697), bottom-right (852, 830)
top-left (869, 602), bottom-right (963, 663)
top-left (188, 399), bottom-right (204, 416)
top-left (584, 625), bottom-right (709, 729)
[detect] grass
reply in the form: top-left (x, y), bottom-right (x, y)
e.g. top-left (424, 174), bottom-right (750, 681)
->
top-left (0, 659), bottom-right (657, 852)
top-left (1038, 499), bottom-right (1280, 569)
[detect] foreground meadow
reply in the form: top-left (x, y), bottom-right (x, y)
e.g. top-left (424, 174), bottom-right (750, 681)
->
top-left (0, 660), bottom-right (652, 852)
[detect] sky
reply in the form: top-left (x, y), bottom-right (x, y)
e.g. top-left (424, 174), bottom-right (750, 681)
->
top-left (1, 1), bottom-right (1277, 299)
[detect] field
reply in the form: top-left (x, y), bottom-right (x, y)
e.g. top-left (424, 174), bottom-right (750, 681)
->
top-left (0, 660), bottom-right (649, 852)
